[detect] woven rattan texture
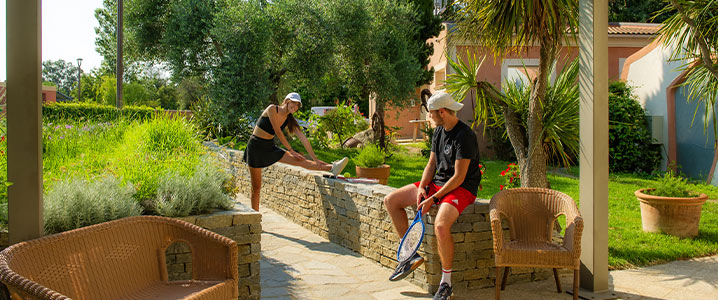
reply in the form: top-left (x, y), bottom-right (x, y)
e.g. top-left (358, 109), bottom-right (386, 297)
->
top-left (0, 216), bottom-right (238, 300)
top-left (489, 188), bottom-right (584, 269)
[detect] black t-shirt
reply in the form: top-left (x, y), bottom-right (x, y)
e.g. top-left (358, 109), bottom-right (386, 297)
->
top-left (431, 121), bottom-right (482, 195)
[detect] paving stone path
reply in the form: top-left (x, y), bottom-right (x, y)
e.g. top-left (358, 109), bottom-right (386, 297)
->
top-left (239, 197), bottom-right (431, 299)
top-left (238, 195), bottom-right (718, 300)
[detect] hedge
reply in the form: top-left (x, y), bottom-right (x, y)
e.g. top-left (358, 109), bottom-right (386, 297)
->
top-left (43, 102), bottom-right (161, 122)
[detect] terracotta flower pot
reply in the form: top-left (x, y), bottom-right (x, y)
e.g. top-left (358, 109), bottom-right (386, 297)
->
top-left (635, 188), bottom-right (708, 238)
top-left (355, 164), bottom-right (391, 185)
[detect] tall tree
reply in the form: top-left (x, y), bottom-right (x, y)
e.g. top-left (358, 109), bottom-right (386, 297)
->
top-left (609, 0), bottom-right (673, 23)
top-left (408, 0), bottom-right (443, 86)
top-left (331, 0), bottom-right (424, 149)
top-left (95, 0), bottom-right (147, 81)
top-left (450, 0), bottom-right (578, 188)
top-left (42, 59), bottom-right (79, 96)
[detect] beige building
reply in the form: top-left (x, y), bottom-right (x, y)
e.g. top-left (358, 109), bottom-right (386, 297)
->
top-left (380, 22), bottom-right (660, 158)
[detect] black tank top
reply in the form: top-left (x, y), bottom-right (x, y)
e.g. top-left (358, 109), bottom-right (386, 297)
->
top-left (256, 106), bottom-right (289, 135)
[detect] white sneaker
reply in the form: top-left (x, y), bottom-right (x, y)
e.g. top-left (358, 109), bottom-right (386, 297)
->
top-left (331, 157), bottom-right (349, 176)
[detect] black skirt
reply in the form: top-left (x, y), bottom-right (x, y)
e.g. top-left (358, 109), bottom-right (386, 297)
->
top-left (243, 135), bottom-right (286, 168)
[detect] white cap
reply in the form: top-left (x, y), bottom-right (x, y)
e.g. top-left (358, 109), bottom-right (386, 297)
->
top-left (427, 91), bottom-right (463, 111)
top-left (285, 92), bottom-right (302, 105)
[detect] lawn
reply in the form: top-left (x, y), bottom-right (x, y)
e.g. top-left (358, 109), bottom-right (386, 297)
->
top-left (299, 142), bottom-right (718, 270)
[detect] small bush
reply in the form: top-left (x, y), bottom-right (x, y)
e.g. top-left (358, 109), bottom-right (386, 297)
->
top-left (118, 117), bottom-right (203, 201)
top-left (43, 102), bottom-right (159, 123)
top-left (609, 81), bottom-right (661, 174)
top-left (154, 156), bottom-right (233, 217)
top-left (353, 144), bottom-right (385, 168)
top-left (312, 103), bottom-right (368, 148)
top-left (43, 175), bottom-right (142, 234)
top-left (648, 171), bottom-right (693, 198)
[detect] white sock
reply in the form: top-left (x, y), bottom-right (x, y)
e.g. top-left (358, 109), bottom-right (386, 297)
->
top-left (440, 269), bottom-right (452, 286)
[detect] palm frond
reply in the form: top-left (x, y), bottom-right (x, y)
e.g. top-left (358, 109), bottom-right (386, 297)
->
top-left (444, 50), bottom-right (501, 126)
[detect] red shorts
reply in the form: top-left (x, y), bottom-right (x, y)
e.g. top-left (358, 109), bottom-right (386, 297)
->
top-left (414, 181), bottom-right (476, 214)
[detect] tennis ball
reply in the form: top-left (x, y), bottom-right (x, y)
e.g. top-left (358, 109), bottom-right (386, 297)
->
top-left (343, 172), bottom-right (351, 178)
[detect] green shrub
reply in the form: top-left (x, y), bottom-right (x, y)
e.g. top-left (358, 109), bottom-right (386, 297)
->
top-left (353, 144), bottom-right (385, 168)
top-left (191, 96), bottom-right (256, 142)
top-left (647, 171), bottom-right (693, 198)
top-left (312, 103), bottom-right (368, 148)
top-left (43, 175), bottom-right (142, 234)
top-left (43, 102), bottom-right (160, 123)
top-left (609, 81), bottom-right (661, 174)
top-left (154, 156), bottom-right (233, 217)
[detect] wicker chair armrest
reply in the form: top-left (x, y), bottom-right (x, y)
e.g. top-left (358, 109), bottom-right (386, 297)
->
top-left (563, 215), bottom-right (584, 257)
top-left (489, 209), bottom-right (504, 252)
top-left (173, 222), bottom-right (238, 283)
top-left (0, 254), bottom-right (70, 300)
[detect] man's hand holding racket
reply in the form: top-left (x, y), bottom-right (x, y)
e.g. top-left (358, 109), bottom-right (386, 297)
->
top-left (417, 185), bottom-right (435, 216)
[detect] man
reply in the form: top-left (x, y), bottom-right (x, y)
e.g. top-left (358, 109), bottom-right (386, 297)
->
top-left (383, 91), bottom-right (482, 300)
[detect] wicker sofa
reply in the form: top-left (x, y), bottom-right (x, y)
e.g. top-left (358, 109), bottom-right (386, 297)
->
top-left (0, 216), bottom-right (238, 300)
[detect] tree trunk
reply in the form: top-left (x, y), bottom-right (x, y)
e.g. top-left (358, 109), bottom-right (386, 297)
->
top-left (503, 106), bottom-right (528, 172)
top-left (477, 82), bottom-right (529, 173)
top-left (373, 101), bottom-right (387, 150)
top-left (523, 38), bottom-right (553, 188)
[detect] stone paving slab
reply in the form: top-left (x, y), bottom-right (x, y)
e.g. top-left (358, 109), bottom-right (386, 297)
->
top-left (249, 199), bottom-right (432, 299)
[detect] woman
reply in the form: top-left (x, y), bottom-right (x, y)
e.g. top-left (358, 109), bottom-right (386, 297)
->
top-left (244, 92), bottom-right (349, 211)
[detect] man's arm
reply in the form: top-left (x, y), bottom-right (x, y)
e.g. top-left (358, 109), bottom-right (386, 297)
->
top-left (416, 152), bottom-right (437, 206)
top-left (431, 158), bottom-right (471, 199)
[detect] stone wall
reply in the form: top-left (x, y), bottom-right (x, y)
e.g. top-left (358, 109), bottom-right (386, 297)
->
top-left (166, 203), bottom-right (262, 300)
top-left (209, 143), bottom-right (550, 296)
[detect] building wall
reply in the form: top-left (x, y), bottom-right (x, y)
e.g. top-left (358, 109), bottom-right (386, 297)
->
top-left (382, 88), bottom-right (427, 139)
top-left (674, 85), bottom-right (717, 181)
top-left (624, 42), bottom-right (685, 171)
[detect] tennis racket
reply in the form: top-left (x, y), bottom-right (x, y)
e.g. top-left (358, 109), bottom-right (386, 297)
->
top-left (396, 186), bottom-right (430, 262)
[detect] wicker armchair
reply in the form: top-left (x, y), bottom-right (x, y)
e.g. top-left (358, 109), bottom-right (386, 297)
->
top-left (489, 188), bottom-right (583, 300)
top-left (0, 216), bottom-right (238, 300)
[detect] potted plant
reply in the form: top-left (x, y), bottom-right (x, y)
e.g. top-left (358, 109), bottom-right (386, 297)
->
top-left (353, 144), bottom-right (390, 184)
top-left (635, 171), bottom-right (708, 238)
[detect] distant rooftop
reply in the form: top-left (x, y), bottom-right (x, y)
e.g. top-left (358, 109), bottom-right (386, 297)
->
top-left (445, 21), bottom-right (661, 36)
top-left (607, 22), bottom-right (661, 35)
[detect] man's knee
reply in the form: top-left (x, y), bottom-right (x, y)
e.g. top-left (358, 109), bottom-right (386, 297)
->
top-left (434, 220), bottom-right (453, 238)
top-left (383, 192), bottom-right (395, 210)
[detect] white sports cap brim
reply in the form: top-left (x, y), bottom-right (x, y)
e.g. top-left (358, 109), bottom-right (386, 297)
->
top-left (427, 91), bottom-right (463, 111)
top-left (286, 92), bottom-right (302, 104)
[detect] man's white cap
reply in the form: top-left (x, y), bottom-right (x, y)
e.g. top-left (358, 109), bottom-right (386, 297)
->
top-left (427, 91), bottom-right (463, 111)
top-left (285, 92), bottom-right (302, 105)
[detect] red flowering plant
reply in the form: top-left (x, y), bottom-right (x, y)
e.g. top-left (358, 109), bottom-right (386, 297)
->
top-left (499, 163), bottom-right (520, 191)
top-left (478, 163), bottom-right (486, 190)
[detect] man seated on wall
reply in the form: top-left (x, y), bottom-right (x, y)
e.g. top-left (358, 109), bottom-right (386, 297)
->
top-left (383, 91), bottom-right (482, 300)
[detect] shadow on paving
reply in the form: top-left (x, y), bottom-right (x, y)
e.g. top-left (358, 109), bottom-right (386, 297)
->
top-left (259, 255), bottom-right (302, 299)
top-left (264, 231), bottom-right (363, 257)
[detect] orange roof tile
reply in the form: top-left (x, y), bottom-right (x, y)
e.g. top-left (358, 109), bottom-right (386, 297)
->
top-left (608, 22), bottom-right (661, 35)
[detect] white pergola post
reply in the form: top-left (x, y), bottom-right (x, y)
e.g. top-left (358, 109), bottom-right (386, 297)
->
top-left (7, 0), bottom-right (44, 243)
top-left (578, 0), bottom-right (609, 293)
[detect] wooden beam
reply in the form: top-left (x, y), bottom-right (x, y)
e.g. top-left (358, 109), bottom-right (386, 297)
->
top-left (578, 0), bottom-right (609, 293)
top-left (7, 0), bottom-right (44, 243)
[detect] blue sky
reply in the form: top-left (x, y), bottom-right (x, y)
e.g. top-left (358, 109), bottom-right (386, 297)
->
top-left (1, 0), bottom-right (105, 81)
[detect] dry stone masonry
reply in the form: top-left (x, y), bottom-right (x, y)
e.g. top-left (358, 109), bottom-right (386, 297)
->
top-left (207, 143), bottom-right (550, 296)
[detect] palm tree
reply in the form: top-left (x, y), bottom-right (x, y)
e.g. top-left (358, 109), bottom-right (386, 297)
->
top-left (448, 0), bottom-right (578, 188)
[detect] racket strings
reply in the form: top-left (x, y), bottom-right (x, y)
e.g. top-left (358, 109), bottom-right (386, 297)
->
top-left (398, 223), bottom-right (423, 262)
